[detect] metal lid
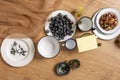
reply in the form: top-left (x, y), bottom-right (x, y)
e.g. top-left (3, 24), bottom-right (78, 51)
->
top-left (55, 62), bottom-right (70, 76)
top-left (55, 59), bottom-right (80, 76)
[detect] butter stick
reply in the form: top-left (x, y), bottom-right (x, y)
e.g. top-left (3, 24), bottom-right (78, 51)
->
top-left (76, 35), bottom-right (98, 52)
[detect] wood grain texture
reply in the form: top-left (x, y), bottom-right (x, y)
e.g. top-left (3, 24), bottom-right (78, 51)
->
top-left (0, 0), bottom-right (120, 80)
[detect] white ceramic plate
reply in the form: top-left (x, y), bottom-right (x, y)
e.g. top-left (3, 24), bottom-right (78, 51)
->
top-left (92, 9), bottom-right (120, 40)
top-left (1, 38), bottom-right (35, 67)
top-left (37, 36), bottom-right (60, 58)
top-left (96, 8), bottom-right (120, 34)
top-left (45, 10), bottom-right (76, 42)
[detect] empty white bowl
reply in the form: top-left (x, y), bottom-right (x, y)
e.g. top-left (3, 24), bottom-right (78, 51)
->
top-left (96, 8), bottom-right (120, 34)
top-left (37, 36), bottom-right (60, 58)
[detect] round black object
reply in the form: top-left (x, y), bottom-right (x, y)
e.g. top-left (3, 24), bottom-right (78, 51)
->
top-left (55, 62), bottom-right (70, 76)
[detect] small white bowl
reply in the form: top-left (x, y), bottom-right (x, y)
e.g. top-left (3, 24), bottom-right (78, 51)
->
top-left (96, 8), bottom-right (120, 34)
top-left (37, 36), bottom-right (60, 58)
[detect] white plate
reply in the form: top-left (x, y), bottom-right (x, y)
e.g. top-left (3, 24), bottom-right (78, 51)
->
top-left (37, 36), bottom-right (60, 58)
top-left (1, 38), bottom-right (35, 67)
top-left (92, 9), bottom-right (120, 40)
top-left (45, 10), bottom-right (76, 42)
top-left (96, 8), bottom-right (120, 34)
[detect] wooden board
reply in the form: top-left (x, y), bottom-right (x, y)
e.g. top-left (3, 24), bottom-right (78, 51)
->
top-left (0, 0), bottom-right (120, 80)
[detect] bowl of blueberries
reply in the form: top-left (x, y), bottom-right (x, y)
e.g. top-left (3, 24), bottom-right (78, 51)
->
top-left (45, 10), bottom-right (76, 42)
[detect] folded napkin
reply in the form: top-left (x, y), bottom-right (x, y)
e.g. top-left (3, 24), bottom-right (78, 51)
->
top-left (76, 35), bottom-right (98, 52)
top-left (0, 0), bottom-right (62, 43)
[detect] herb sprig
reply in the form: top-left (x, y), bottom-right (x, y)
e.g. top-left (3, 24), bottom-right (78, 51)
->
top-left (10, 41), bottom-right (27, 56)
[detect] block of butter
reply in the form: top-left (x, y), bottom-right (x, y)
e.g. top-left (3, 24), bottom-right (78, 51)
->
top-left (76, 35), bottom-right (98, 52)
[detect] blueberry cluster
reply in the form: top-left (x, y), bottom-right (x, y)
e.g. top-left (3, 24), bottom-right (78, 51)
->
top-left (48, 13), bottom-right (74, 40)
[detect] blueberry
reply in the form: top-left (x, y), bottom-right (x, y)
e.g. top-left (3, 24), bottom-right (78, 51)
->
top-left (58, 13), bottom-right (62, 17)
top-left (51, 17), bottom-right (54, 22)
top-left (63, 15), bottom-right (68, 19)
top-left (54, 23), bottom-right (58, 27)
top-left (46, 30), bottom-right (49, 33)
top-left (70, 30), bottom-right (73, 33)
top-left (68, 30), bottom-right (73, 35)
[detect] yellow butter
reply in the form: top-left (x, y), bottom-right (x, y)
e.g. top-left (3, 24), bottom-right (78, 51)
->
top-left (76, 35), bottom-right (98, 52)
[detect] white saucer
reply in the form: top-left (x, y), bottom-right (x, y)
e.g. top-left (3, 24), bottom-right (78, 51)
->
top-left (37, 36), bottom-right (60, 58)
top-left (1, 38), bottom-right (35, 67)
top-left (92, 9), bottom-right (120, 40)
top-left (45, 10), bottom-right (76, 42)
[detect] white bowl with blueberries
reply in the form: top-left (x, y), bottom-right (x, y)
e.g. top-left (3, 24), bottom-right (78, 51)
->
top-left (45, 10), bottom-right (76, 42)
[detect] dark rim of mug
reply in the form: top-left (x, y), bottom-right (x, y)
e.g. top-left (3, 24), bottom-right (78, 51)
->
top-left (55, 62), bottom-right (70, 76)
top-left (77, 16), bottom-right (93, 32)
top-left (65, 38), bottom-right (77, 50)
top-left (37, 36), bottom-right (60, 59)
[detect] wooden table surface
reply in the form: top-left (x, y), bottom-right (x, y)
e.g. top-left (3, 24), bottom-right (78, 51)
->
top-left (0, 0), bottom-right (120, 80)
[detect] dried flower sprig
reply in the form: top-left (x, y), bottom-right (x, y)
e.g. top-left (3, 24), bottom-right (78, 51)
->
top-left (10, 41), bottom-right (27, 56)
top-left (71, 6), bottom-right (83, 18)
